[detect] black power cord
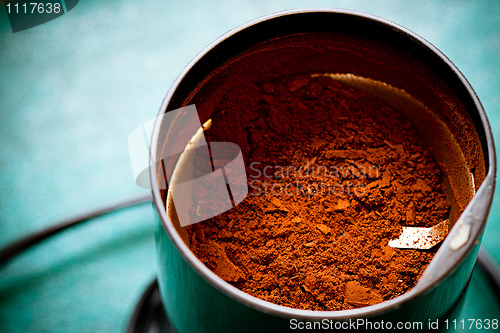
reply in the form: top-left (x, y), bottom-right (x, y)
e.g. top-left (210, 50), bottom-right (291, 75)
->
top-left (0, 194), bottom-right (152, 266)
top-left (125, 278), bottom-right (175, 333)
top-left (477, 248), bottom-right (500, 297)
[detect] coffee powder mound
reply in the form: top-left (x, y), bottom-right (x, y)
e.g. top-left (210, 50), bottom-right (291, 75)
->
top-left (187, 75), bottom-right (451, 311)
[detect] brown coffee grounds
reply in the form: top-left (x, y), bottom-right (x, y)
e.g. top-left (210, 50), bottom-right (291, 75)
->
top-left (187, 74), bottom-right (451, 311)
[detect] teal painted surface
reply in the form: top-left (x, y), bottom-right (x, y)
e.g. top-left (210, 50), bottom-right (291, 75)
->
top-left (1, 0), bottom-right (499, 332)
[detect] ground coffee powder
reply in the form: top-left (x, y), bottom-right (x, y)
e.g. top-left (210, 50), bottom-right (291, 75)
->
top-left (187, 74), bottom-right (451, 311)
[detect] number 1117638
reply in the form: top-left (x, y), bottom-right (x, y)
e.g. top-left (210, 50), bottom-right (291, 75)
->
top-left (443, 319), bottom-right (498, 330)
top-left (6, 2), bottom-right (62, 15)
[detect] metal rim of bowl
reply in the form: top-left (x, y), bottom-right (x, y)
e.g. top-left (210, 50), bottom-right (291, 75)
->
top-left (150, 8), bottom-right (496, 320)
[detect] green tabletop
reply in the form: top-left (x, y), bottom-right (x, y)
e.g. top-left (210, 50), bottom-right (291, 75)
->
top-left (1, 0), bottom-right (499, 332)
